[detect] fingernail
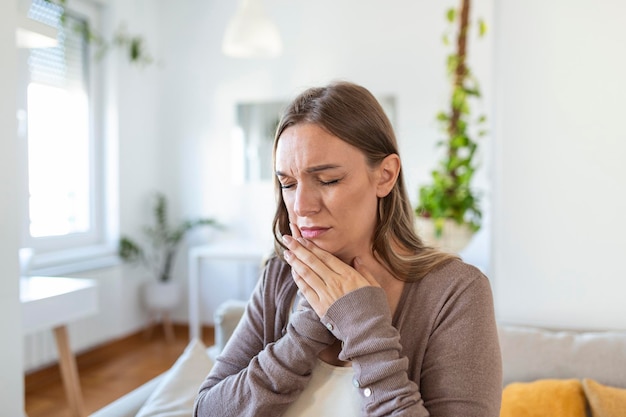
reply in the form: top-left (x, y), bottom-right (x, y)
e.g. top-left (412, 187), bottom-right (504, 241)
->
top-left (282, 235), bottom-right (292, 244)
top-left (284, 250), bottom-right (292, 260)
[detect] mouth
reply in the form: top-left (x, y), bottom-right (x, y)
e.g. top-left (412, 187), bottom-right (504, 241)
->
top-left (299, 226), bottom-right (329, 239)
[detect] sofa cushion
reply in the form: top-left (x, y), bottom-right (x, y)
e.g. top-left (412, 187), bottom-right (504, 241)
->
top-left (498, 325), bottom-right (626, 387)
top-left (214, 299), bottom-right (247, 352)
top-left (500, 379), bottom-right (586, 417)
top-left (135, 338), bottom-right (213, 417)
top-left (88, 375), bottom-right (163, 417)
top-left (582, 378), bottom-right (626, 417)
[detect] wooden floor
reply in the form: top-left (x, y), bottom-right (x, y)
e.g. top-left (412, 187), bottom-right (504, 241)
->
top-left (24, 324), bottom-right (214, 417)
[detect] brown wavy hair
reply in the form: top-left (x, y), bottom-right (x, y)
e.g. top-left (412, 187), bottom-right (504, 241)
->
top-left (272, 81), bottom-right (457, 281)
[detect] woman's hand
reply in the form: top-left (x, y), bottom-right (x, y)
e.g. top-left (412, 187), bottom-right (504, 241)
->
top-left (282, 224), bottom-right (380, 318)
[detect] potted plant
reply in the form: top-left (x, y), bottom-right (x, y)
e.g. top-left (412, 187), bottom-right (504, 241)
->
top-left (42, 0), bottom-right (155, 66)
top-left (119, 192), bottom-right (220, 313)
top-left (415, 0), bottom-right (487, 252)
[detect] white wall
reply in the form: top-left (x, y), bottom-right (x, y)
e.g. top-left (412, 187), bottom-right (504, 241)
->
top-left (492, 0), bottom-right (626, 330)
top-left (18, 0), bottom-right (167, 373)
top-left (152, 0), bottom-right (495, 324)
top-left (154, 0), bottom-right (494, 268)
top-left (13, 0), bottom-right (625, 388)
top-left (0, 2), bottom-right (25, 414)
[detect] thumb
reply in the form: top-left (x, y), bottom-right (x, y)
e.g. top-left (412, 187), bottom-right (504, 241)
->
top-left (353, 257), bottom-right (380, 287)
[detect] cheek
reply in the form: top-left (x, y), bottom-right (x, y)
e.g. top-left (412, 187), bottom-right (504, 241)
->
top-left (336, 187), bottom-right (377, 218)
top-left (282, 193), bottom-right (296, 218)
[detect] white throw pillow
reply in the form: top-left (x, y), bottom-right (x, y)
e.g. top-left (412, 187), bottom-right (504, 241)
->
top-left (136, 338), bottom-right (214, 417)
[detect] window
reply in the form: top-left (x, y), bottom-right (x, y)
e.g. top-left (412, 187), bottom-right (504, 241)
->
top-left (18, 0), bottom-right (112, 272)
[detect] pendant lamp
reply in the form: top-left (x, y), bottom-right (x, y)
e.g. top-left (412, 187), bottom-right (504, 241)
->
top-left (222, 0), bottom-right (282, 58)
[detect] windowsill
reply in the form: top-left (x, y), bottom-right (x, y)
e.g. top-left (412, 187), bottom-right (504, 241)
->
top-left (26, 244), bottom-right (122, 277)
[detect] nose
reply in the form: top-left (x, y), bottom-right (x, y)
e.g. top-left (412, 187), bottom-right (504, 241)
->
top-left (293, 183), bottom-right (319, 217)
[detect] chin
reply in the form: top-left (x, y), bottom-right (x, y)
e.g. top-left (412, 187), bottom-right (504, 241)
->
top-left (325, 245), bottom-right (355, 263)
top-left (312, 239), bottom-right (335, 254)
top-left (311, 235), bottom-right (359, 263)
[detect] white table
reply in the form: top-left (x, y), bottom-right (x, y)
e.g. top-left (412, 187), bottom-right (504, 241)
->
top-left (188, 241), bottom-right (269, 341)
top-left (21, 276), bottom-right (98, 417)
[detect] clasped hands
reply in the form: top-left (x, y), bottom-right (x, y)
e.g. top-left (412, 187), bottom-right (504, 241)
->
top-left (282, 224), bottom-right (380, 319)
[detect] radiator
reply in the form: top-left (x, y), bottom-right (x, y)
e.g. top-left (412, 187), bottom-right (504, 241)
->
top-left (23, 330), bottom-right (59, 372)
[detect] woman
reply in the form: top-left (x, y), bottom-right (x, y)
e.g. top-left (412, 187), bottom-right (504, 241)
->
top-left (194, 81), bottom-right (502, 416)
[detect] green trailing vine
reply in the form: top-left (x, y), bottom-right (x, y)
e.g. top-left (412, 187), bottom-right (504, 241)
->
top-left (416, 0), bottom-right (487, 236)
top-left (42, 0), bottom-right (154, 66)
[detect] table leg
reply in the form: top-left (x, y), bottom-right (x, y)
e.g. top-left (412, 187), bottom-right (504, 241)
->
top-left (53, 325), bottom-right (86, 417)
top-left (162, 312), bottom-right (175, 343)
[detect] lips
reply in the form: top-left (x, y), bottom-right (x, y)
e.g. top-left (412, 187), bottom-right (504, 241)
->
top-left (299, 226), bottom-right (329, 239)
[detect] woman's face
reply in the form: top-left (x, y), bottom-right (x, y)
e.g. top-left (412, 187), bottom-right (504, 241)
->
top-left (275, 123), bottom-right (382, 262)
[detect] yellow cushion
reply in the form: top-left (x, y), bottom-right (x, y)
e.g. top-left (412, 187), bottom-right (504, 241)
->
top-left (582, 378), bottom-right (626, 417)
top-left (500, 379), bottom-right (586, 417)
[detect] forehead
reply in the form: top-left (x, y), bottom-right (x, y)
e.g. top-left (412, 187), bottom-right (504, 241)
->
top-left (275, 123), bottom-right (365, 171)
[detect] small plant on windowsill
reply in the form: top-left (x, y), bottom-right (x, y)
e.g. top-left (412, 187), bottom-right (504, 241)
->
top-left (415, 0), bottom-right (487, 252)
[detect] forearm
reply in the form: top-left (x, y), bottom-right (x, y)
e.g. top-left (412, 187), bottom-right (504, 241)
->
top-left (194, 308), bottom-right (334, 417)
top-left (323, 287), bottom-right (429, 417)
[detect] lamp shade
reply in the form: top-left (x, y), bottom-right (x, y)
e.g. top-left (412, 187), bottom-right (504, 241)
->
top-left (222, 0), bottom-right (282, 58)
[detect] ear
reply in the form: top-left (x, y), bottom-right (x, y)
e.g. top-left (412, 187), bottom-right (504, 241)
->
top-left (375, 154), bottom-right (401, 198)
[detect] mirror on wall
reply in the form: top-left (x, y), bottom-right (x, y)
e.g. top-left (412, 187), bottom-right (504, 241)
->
top-left (235, 101), bottom-right (286, 183)
top-left (234, 96), bottom-right (396, 183)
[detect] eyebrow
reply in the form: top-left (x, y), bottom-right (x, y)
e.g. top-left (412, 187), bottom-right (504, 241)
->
top-left (275, 164), bottom-right (341, 177)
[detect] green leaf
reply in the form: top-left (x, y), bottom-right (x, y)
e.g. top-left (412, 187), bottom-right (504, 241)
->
top-left (451, 134), bottom-right (468, 148)
top-left (118, 237), bottom-right (143, 263)
top-left (479, 19), bottom-right (488, 37)
top-left (447, 54), bottom-right (459, 76)
top-left (451, 88), bottom-right (467, 112)
top-left (130, 38), bottom-right (142, 61)
top-left (436, 111), bottom-right (450, 122)
top-left (418, 2), bottom-right (486, 234)
top-left (464, 87), bottom-right (480, 97)
top-left (446, 8), bottom-right (457, 23)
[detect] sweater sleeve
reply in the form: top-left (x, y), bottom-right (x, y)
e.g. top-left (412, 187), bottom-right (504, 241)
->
top-left (321, 287), bottom-right (430, 417)
top-left (194, 269), bottom-right (335, 417)
top-left (320, 270), bottom-right (502, 417)
top-left (417, 272), bottom-right (502, 417)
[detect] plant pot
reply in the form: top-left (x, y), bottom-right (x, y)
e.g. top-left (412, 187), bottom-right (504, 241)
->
top-left (142, 281), bottom-right (182, 313)
top-left (415, 216), bottom-right (474, 254)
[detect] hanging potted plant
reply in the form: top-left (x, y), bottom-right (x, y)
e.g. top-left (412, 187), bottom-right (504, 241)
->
top-left (42, 0), bottom-right (155, 66)
top-left (415, 0), bottom-right (487, 253)
top-left (119, 192), bottom-right (220, 313)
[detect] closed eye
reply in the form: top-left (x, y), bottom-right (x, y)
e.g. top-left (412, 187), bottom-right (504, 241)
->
top-left (320, 179), bottom-right (340, 186)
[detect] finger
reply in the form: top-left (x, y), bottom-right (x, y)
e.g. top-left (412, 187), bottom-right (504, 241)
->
top-left (295, 238), bottom-right (355, 278)
top-left (283, 236), bottom-right (336, 285)
top-left (289, 223), bottom-right (302, 239)
top-left (284, 245), bottom-right (329, 290)
top-left (286, 238), bottom-right (373, 295)
top-left (290, 240), bottom-right (373, 302)
top-left (290, 267), bottom-right (309, 296)
top-left (286, 254), bottom-right (322, 313)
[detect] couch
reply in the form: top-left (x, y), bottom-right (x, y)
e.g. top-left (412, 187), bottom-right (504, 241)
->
top-left (90, 300), bottom-right (626, 417)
